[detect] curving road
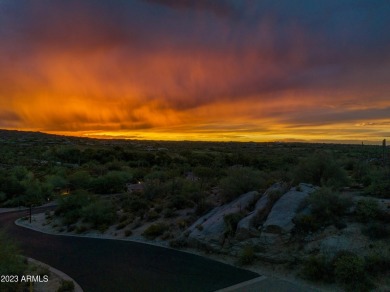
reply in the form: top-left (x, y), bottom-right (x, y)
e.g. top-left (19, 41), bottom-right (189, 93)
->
top-left (0, 208), bottom-right (258, 292)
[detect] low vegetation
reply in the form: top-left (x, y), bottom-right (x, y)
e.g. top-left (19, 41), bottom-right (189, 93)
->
top-left (294, 188), bottom-right (352, 233)
top-left (142, 223), bottom-right (169, 239)
top-left (301, 251), bottom-right (380, 291)
top-left (57, 280), bottom-right (75, 292)
top-left (0, 232), bottom-right (27, 287)
top-left (237, 245), bottom-right (255, 265)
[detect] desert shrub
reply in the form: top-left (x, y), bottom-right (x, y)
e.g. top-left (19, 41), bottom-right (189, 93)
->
top-left (45, 210), bottom-right (53, 220)
top-left (365, 253), bottom-right (390, 277)
top-left (301, 255), bottom-right (333, 282)
top-left (0, 191), bottom-right (6, 202)
top-left (267, 188), bottom-right (284, 202)
top-left (356, 198), bottom-right (380, 222)
top-left (365, 168), bottom-right (390, 198)
top-left (334, 253), bottom-right (372, 291)
top-left (75, 225), bottom-right (88, 234)
top-left (224, 212), bottom-right (245, 237)
top-left (0, 232), bottom-right (26, 275)
top-left (119, 214), bottom-right (129, 223)
top-left (164, 208), bottom-right (177, 218)
top-left (124, 198), bottom-right (149, 215)
top-left (195, 200), bottom-right (214, 216)
top-left (293, 214), bottom-right (321, 233)
top-left (142, 223), bottom-right (169, 239)
top-left (297, 188), bottom-right (351, 231)
top-left (176, 219), bottom-right (188, 230)
top-left (219, 167), bottom-right (265, 202)
top-left (0, 232), bottom-right (27, 291)
top-left (154, 205), bottom-right (163, 213)
top-left (169, 238), bottom-right (188, 249)
top-left (161, 231), bottom-right (173, 240)
top-left (57, 279), bottom-right (75, 292)
top-left (36, 265), bottom-right (50, 277)
top-left (81, 200), bottom-right (116, 229)
top-left (238, 245), bottom-right (255, 265)
top-left (55, 190), bottom-right (90, 218)
top-left (168, 195), bottom-right (194, 210)
top-left (116, 222), bottom-right (127, 230)
top-left (68, 170), bottom-right (92, 190)
top-left (62, 210), bottom-right (82, 226)
top-left (91, 171), bottom-right (131, 194)
top-left (293, 151), bottom-right (348, 189)
top-left (146, 210), bottom-right (160, 221)
top-left (67, 225), bottom-right (76, 232)
top-left (362, 222), bottom-right (390, 240)
top-left (308, 188), bottom-right (352, 225)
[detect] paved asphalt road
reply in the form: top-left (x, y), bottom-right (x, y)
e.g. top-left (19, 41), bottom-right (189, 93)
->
top-left (0, 208), bottom-right (259, 292)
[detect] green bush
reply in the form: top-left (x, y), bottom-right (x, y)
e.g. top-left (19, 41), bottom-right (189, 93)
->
top-left (365, 253), bottom-right (390, 277)
top-left (301, 255), bottom-right (333, 282)
top-left (142, 223), bottom-right (169, 239)
top-left (334, 253), bottom-right (371, 291)
top-left (146, 210), bottom-right (160, 221)
top-left (308, 188), bottom-right (352, 225)
top-left (294, 188), bottom-right (352, 233)
top-left (294, 151), bottom-right (348, 189)
top-left (293, 214), bottom-right (320, 233)
top-left (116, 222), bottom-right (127, 230)
top-left (0, 232), bottom-right (27, 291)
top-left (55, 190), bottom-right (89, 217)
top-left (356, 198), bottom-right (380, 222)
top-left (164, 208), bottom-right (178, 218)
top-left (168, 195), bottom-right (194, 210)
top-left (195, 200), bottom-right (214, 216)
top-left (219, 167), bottom-right (265, 202)
top-left (124, 198), bottom-right (149, 215)
top-left (169, 238), bottom-right (188, 249)
top-left (0, 232), bottom-right (26, 275)
top-left (81, 200), bottom-right (116, 229)
top-left (362, 222), bottom-right (390, 240)
top-left (57, 279), bottom-right (75, 292)
top-left (224, 212), bottom-right (245, 237)
top-left (238, 245), bottom-right (255, 265)
top-left (75, 225), bottom-right (88, 234)
top-left (91, 171), bottom-right (131, 194)
top-left (365, 168), bottom-right (390, 198)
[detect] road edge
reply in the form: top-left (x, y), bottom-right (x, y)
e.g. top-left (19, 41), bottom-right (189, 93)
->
top-left (28, 257), bottom-right (83, 292)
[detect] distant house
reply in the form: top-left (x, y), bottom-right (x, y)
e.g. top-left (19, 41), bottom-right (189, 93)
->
top-left (126, 182), bottom-right (145, 193)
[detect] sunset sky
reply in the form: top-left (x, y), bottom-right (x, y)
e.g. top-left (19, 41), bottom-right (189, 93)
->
top-left (0, 0), bottom-right (389, 143)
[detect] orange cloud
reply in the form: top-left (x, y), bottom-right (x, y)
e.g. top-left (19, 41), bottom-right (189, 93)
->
top-left (0, 1), bottom-right (389, 143)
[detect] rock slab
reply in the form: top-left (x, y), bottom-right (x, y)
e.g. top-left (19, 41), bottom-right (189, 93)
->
top-left (186, 191), bottom-right (258, 246)
top-left (263, 183), bottom-right (318, 234)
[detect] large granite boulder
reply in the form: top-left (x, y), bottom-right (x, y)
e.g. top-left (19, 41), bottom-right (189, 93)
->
top-left (236, 182), bottom-right (288, 239)
top-left (262, 183), bottom-right (318, 234)
top-left (185, 191), bottom-right (258, 248)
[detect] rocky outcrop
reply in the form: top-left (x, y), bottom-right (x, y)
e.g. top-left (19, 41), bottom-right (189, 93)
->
top-left (185, 191), bottom-right (258, 248)
top-left (235, 182), bottom-right (288, 239)
top-left (262, 183), bottom-right (318, 235)
top-left (184, 183), bottom-right (320, 253)
top-left (305, 224), bottom-right (370, 257)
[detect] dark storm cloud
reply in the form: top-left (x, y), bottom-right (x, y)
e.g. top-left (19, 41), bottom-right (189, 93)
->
top-left (143, 0), bottom-right (240, 18)
top-left (282, 107), bottom-right (390, 126)
top-left (0, 110), bottom-right (21, 127)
